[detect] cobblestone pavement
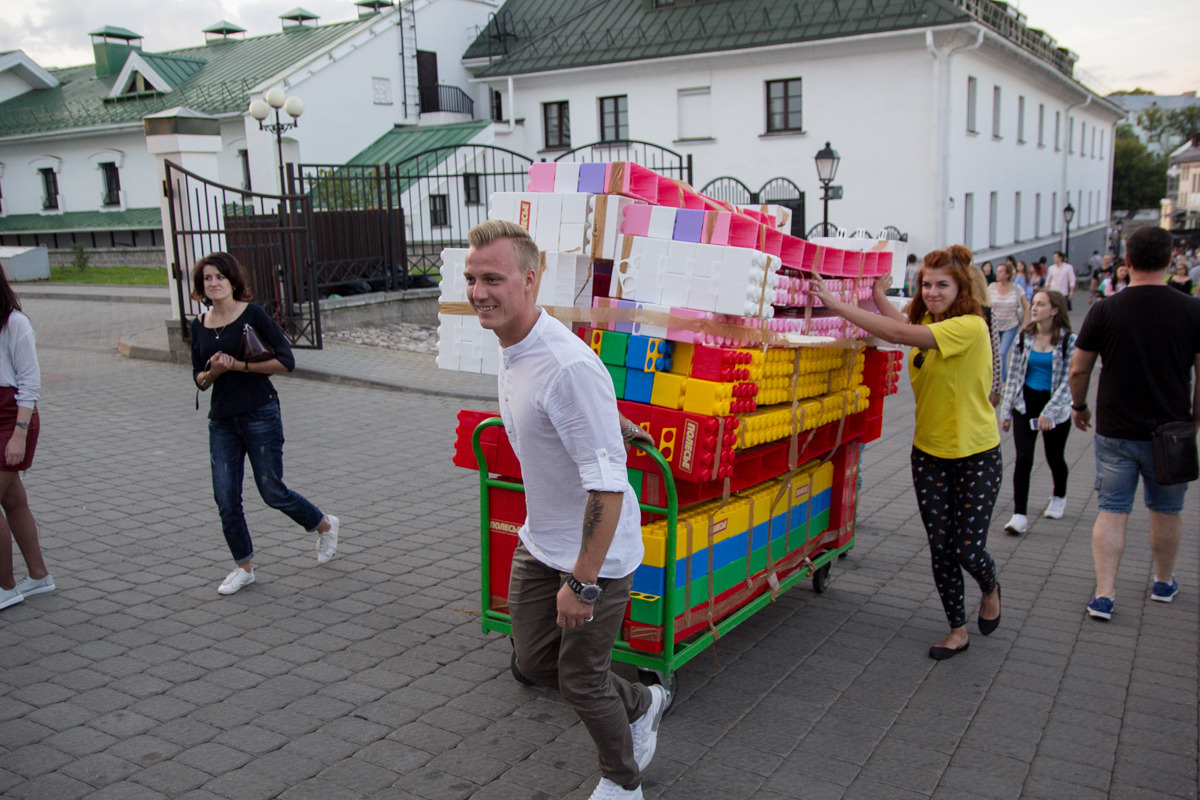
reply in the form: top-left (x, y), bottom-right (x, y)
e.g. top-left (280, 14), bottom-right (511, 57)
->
top-left (0, 295), bottom-right (1195, 799)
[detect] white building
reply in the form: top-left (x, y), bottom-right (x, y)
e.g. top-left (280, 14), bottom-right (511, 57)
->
top-left (0, 0), bottom-right (499, 264)
top-left (463, 0), bottom-right (1123, 266)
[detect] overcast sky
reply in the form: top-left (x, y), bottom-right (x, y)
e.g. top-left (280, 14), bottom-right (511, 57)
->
top-left (2, 0), bottom-right (1197, 96)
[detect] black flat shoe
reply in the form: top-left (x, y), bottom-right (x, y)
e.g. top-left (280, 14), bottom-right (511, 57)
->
top-left (979, 584), bottom-right (1001, 637)
top-left (929, 642), bottom-right (969, 660)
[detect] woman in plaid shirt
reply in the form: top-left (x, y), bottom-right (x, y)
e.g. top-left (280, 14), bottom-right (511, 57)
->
top-left (998, 289), bottom-right (1077, 536)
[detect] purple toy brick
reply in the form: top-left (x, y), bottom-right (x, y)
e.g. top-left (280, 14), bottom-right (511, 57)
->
top-left (673, 209), bottom-right (705, 243)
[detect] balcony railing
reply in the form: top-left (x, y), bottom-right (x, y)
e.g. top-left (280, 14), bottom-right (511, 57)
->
top-left (419, 84), bottom-right (475, 117)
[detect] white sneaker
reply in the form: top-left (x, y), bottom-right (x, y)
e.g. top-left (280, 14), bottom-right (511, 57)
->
top-left (631, 683), bottom-right (669, 771)
top-left (588, 777), bottom-right (643, 799)
top-left (1003, 513), bottom-right (1028, 535)
top-left (0, 586), bottom-right (24, 610)
top-left (218, 567), bottom-right (255, 595)
top-left (1044, 496), bottom-right (1066, 519)
top-left (15, 574), bottom-right (54, 597)
top-left (316, 515), bottom-right (339, 565)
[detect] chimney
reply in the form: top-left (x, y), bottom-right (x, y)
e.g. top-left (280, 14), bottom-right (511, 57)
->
top-left (203, 20), bottom-right (247, 45)
top-left (90, 26), bottom-right (143, 78)
top-left (280, 7), bottom-right (320, 29)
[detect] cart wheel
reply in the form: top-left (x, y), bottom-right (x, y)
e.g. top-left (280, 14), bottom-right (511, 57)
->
top-left (509, 639), bottom-right (536, 686)
top-left (838, 552), bottom-right (848, 559)
top-left (637, 669), bottom-right (677, 714)
top-left (812, 562), bottom-right (833, 594)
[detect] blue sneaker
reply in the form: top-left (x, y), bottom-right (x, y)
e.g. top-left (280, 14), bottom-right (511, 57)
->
top-left (1087, 596), bottom-right (1114, 620)
top-left (1151, 577), bottom-right (1178, 603)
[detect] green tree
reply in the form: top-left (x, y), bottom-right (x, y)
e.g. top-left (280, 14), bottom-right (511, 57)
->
top-left (1166, 105), bottom-right (1200, 142)
top-left (1110, 88), bottom-right (1156, 96)
top-left (1137, 105), bottom-right (1171, 147)
top-left (1112, 125), bottom-right (1168, 209)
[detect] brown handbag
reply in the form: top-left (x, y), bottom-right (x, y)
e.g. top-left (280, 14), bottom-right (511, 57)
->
top-left (236, 323), bottom-right (275, 363)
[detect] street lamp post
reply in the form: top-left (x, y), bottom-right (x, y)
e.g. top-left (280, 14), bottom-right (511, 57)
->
top-left (814, 141), bottom-right (840, 235)
top-left (1062, 202), bottom-right (1075, 263)
top-left (249, 87), bottom-right (305, 193)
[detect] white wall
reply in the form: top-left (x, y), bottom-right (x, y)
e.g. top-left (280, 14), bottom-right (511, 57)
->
top-left (485, 32), bottom-right (938, 245)
top-left (0, 128), bottom-right (158, 216)
top-left (947, 46), bottom-right (1119, 260)
top-left (476, 25), bottom-right (1121, 261)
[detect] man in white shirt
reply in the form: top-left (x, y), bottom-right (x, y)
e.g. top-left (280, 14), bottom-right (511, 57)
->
top-left (1046, 251), bottom-right (1077, 309)
top-left (464, 220), bottom-right (667, 800)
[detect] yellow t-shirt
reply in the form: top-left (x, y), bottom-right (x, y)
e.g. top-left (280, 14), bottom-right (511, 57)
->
top-left (910, 313), bottom-right (1000, 459)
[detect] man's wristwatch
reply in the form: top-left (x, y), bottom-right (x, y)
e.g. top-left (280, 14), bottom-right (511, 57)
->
top-left (1072, 402), bottom-right (1088, 412)
top-left (565, 574), bottom-right (602, 604)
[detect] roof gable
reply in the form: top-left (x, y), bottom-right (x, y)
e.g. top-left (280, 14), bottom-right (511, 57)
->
top-left (0, 51), bottom-right (60, 92)
top-left (0, 10), bottom-right (392, 138)
top-left (465, 0), bottom-right (969, 77)
top-left (107, 51), bottom-right (206, 98)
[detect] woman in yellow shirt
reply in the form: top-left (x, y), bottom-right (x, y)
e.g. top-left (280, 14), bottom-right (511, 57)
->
top-left (814, 245), bottom-right (1001, 660)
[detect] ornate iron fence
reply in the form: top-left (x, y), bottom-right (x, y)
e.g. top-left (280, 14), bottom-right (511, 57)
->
top-left (164, 160), bottom-right (320, 348)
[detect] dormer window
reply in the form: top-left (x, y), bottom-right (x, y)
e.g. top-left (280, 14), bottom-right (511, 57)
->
top-left (123, 71), bottom-right (150, 95)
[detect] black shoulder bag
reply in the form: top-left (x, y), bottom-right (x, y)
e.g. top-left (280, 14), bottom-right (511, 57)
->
top-left (1151, 420), bottom-right (1199, 486)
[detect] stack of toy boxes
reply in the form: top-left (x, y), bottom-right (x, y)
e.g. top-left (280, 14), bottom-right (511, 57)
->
top-left (442, 160), bottom-right (895, 653)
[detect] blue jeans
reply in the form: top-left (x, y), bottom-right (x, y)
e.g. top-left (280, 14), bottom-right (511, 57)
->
top-left (998, 326), bottom-right (1019, 382)
top-left (1094, 434), bottom-right (1188, 514)
top-left (209, 399), bottom-right (323, 564)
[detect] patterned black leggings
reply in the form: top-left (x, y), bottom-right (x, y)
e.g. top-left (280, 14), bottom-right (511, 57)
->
top-left (911, 445), bottom-right (1002, 629)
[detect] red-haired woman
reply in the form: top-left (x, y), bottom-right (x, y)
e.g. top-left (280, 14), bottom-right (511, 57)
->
top-left (0, 268), bottom-right (51, 611)
top-left (813, 245), bottom-right (1002, 660)
top-left (192, 252), bottom-right (338, 596)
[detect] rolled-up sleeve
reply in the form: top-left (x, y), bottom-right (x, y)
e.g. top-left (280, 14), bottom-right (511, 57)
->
top-left (543, 359), bottom-right (628, 493)
top-left (9, 319), bottom-right (39, 408)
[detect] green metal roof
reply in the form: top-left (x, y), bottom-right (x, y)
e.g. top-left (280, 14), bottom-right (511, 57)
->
top-left (135, 52), bottom-right (206, 88)
top-left (350, 120), bottom-right (491, 164)
top-left (343, 120), bottom-right (491, 191)
top-left (465, 0), bottom-right (1077, 79)
top-left (0, 13), bottom-right (383, 138)
top-left (0, 207), bottom-right (161, 234)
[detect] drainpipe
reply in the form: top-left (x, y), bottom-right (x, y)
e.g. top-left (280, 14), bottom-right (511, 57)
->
top-left (504, 76), bottom-right (515, 134)
top-left (929, 26), bottom-right (984, 248)
top-left (1062, 94), bottom-right (1091, 244)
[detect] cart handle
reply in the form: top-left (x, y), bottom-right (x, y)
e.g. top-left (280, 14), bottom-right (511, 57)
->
top-left (471, 416), bottom-right (679, 668)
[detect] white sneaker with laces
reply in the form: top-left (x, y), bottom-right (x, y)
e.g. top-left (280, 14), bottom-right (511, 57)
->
top-left (0, 586), bottom-right (24, 610)
top-left (631, 683), bottom-right (669, 771)
top-left (587, 777), bottom-right (643, 799)
top-left (1044, 496), bottom-right (1066, 519)
top-left (317, 515), bottom-right (339, 565)
top-left (1003, 514), bottom-right (1028, 535)
top-left (218, 567), bottom-right (255, 595)
top-left (15, 574), bottom-right (54, 597)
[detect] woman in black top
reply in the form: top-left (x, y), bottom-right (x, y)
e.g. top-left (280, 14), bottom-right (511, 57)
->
top-left (1168, 261), bottom-right (1194, 295)
top-left (191, 253), bottom-right (338, 595)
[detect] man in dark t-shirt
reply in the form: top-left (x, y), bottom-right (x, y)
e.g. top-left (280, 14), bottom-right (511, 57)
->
top-left (1069, 226), bottom-right (1200, 621)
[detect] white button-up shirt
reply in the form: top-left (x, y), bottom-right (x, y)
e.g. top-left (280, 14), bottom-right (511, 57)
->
top-left (498, 309), bottom-right (643, 579)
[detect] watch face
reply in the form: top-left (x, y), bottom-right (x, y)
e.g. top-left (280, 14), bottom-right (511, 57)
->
top-left (579, 584), bottom-right (602, 603)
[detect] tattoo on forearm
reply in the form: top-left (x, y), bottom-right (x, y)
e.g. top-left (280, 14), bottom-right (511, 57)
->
top-left (582, 493), bottom-right (603, 552)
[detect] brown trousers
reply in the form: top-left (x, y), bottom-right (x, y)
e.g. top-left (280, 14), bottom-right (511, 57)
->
top-left (509, 545), bottom-right (650, 789)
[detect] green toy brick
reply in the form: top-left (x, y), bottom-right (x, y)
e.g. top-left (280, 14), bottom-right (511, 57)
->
top-left (599, 330), bottom-right (630, 367)
top-left (606, 364), bottom-right (626, 399)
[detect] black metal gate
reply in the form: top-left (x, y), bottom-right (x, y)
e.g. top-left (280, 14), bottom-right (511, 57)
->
top-left (164, 160), bottom-right (320, 348)
top-left (554, 140), bottom-right (693, 186)
top-left (290, 163), bottom-right (406, 294)
top-left (699, 176), bottom-right (806, 237)
top-left (391, 144), bottom-right (534, 279)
